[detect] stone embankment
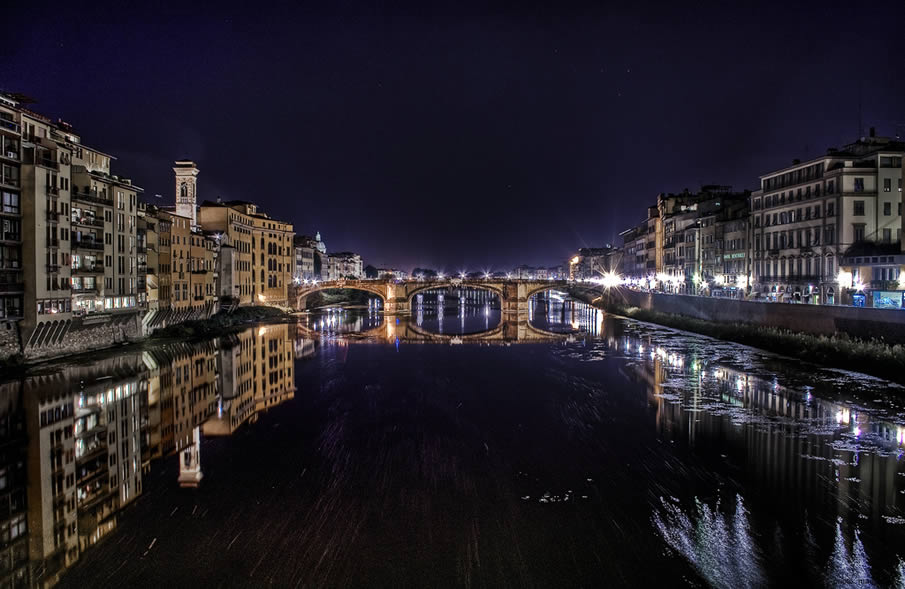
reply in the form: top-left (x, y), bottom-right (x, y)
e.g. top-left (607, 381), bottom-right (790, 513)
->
top-left (0, 306), bottom-right (289, 367)
top-left (582, 288), bottom-right (905, 384)
top-left (602, 288), bottom-right (905, 343)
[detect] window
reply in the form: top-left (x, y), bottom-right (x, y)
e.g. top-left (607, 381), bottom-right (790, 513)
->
top-left (1, 191), bottom-right (18, 213)
top-left (884, 178), bottom-right (892, 192)
top-left (825, 226), bottom-right (834, 245)
top-left (883, 228), bottom-right (892, 242)
top-left (854, 178), bottom-right (864, 192)
top-left (853, 200), bottom-right (865, 216)
top-left (853, 224), bottom-right (865, 242)
top-left (884, 202), bottom-right (892, 216)
top-left (827, 180), bottom-right (834, 194)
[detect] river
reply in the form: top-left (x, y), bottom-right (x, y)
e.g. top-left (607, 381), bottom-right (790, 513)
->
top-left (2, 292), bottom-right (904, 587)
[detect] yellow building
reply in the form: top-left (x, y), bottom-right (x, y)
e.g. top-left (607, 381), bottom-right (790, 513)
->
top-left (154, 210), bottom-right (216, 315)
top-left (198, 200), bottom-right (293, 306)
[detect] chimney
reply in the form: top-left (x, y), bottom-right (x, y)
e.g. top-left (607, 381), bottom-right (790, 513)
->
top-left (869, 127), bottom-right (876, 138)
top-left (792, 158), bottom-right (800, 165)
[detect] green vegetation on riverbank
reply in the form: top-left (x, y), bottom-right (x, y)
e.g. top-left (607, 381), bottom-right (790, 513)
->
top-left (302, 288), bottom-right (373, 309)
top-left (150, 305), bottom-right (291, 341)
top-left (596, 300), bottom-right (905, 384)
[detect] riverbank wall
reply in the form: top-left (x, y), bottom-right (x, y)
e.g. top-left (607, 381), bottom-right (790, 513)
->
top-left (0, 305), bottom-right (288, 366)
top-left (596, 288), bottom-right (905, 343)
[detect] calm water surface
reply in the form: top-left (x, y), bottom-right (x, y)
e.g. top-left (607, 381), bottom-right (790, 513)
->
top-left (3, 295), bottom-right (904, 587)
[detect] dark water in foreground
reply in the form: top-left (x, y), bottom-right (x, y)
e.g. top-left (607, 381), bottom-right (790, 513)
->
top-left (3, 300), bottom-right (904, 587)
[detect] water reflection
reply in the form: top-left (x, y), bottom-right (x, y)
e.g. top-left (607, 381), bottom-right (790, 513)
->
top-left (529, 292), bottom-right (602, 335)
top-left (0, 324), bottom-right (299, 587)
top-left (414, 287), bottom-right (501, 335)
top-left (597, 319), bottom-right (905, 586)
top-left (3, 309), bottom-right (905, 586)
top-left (300, 307), bottom-right (384, 336)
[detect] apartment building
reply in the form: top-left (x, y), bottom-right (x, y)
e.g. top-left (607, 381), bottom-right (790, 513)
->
top-left (198, 199), bottom-right (293, 305)
top-left (293, 234), bottom-right (320, 282)
top-left (322, 251), bottom-right (363, 281)
top-left (0, 98), bottom-right (23, 327)
top-left (751, 132), bottom-right (904, 303)
top-left (155, 211), bottom-right (215, 314)
top-left (568, 246), bottom-right (618, 280)
top-left (0, 93), bottom-right (142, 350)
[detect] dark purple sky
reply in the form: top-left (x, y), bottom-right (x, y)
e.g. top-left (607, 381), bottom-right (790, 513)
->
top-left (4, 1), bottom-right (903, 271)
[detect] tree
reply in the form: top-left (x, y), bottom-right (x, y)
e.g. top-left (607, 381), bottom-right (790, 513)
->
top-left (412, 268), bottom-right (438, 279)
top-left (364, 264), bottom-right (379, 279)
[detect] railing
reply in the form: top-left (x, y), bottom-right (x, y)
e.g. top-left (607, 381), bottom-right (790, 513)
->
top-left (71, 216), bottom-right (104, 228)
top-left (45, 264), bottom-right (60, 273)
top-left (72, 239), bottom-right (104, 251)
top-left (0, 234), bottom-right (21, 242)
top-left (37, 158), bottom-right (58, 170)
top-left (71, 286), bottom-right (98, 293)
top-left (71, 265), bottom-right (104, 274)
top-left (870, 280), bottom-right (899, 290)
top-left (46, 185), bottom-right (59, 197)
top-left (0, 176), bottom-right (19, 188)
top-left (0, 282), bottom-right (24, 293)
top-left (194, 295), bottom-right (205, 301)
top-left (0, 119), bottom-right (20, 133)
top-left (72, 191), bottom-right (112, 207)
top-left (191, 268), bottom-right (208, 274)
top-left (136, 246), bottom-right (147, 254)
top-left (46, 211), bottom-right (59, 222)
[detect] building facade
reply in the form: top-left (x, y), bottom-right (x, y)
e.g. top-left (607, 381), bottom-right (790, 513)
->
top-left (751, 133), bottom-right (904, 304)
top-left (198, 200), bottom-right (294, 306)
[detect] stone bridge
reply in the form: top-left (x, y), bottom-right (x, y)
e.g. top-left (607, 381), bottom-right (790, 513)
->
top-left (294, 278), bottom-right (604, 315)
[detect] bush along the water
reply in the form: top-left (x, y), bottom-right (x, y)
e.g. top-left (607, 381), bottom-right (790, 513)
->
top-left (150, 306), bottom-right (290, 341)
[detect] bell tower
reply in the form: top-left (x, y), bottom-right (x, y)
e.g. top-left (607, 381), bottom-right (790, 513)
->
top-left (174, 160), bottom-right (199, 229)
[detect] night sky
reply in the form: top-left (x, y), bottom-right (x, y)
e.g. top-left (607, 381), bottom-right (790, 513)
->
top-left (4, 1), bottom-right (904, 271)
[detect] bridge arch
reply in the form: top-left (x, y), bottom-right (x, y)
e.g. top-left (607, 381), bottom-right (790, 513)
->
top-left (404, 281), bottom-right (504, 305)
top-left (524, 282), bottom-right (602, 302)
top-left (295, 280), bottom-right (388, 310)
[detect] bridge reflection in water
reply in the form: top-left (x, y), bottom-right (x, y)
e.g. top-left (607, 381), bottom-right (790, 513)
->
top-left (10, 307), bottom-right (903, 586)
top-left (295, 291), bottom-right (603, 343)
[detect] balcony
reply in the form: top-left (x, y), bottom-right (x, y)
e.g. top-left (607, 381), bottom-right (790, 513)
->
top-left (191, 268), bottom-right (208, 274)
top-left (71, 215), bottom-right (104, 228)
top-left (0, 119), bottom-right (20, 134)
top-left (46, 211), bottom-right (59, 222)
top-left (71, 285), bottom-right (98, 294)
top-left (45, 264), bottom-right (60, 273)
top-left (72, 265), bottom-right (104, 274)
top-left (72, 239), bottom-right (104, 251)
top-left (194, 295), bottom-right (205, 301)
top-left (72, 191), bottom-right (112, 207)
top-left (870, 280), bottom-right (899, 290)
top-left (0, 176), bottom-right (18, 188)
top-left (0, 233), bottom-right (21, 243)
top-left (136, 245), bottom-right (147, 254)
top-left (0, 282), bottom-right (24, 293)
top-left (37, 157), bottom-right (58, 170)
